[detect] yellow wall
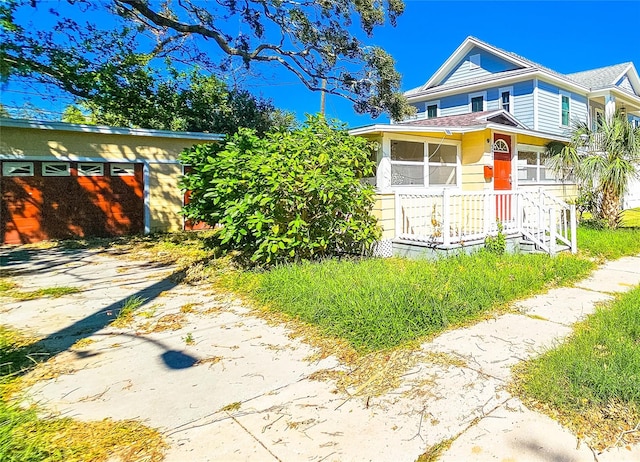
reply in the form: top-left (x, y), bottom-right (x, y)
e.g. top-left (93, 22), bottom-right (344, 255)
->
top-left (373, 193), bottom-right (395, 239)
top-left (0, 126), bottom-right (216, 232)
top-left (461, 129), bottom-right (491, 191)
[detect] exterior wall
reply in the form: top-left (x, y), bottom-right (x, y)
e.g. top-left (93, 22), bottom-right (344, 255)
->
top-left (518, 183), bottom-right (578, 202)
top-left (537, 80), bottom-right (588, 135)
top-left (0, 126), bottom-right (215, 233)
top-left (440, 47), bottom-right (519, 87)
top-left (617, 75), bottom-right (635, 94)
top-left (624, 177), bottom-right (640, 209)
top-left (512, 80), bottom-right (535, 128)
top-left (440, 94), bottom-right (470, 117)
top-left (461, 129), bottom-right (490, 191)
top-left (373, 193), bottom-right (395, 239)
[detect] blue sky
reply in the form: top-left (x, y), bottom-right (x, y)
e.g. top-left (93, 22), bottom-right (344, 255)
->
top-left (251, 0), bottom-right (640, 127)
top-left (3, 1), bottom-right (640, 129)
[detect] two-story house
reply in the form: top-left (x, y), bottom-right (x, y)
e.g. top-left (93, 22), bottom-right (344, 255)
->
top-left (351, 36), bottom-right (640, 257)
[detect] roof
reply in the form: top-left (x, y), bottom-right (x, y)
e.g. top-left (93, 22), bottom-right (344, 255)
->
top-left (399, 110), bottom-right (524, 128)
top-left (0, 118), bottom-right (225, 141)
top-left (408, 36), bottom-right (640, 99)
top-left (565, 62), bottom-right (633, 90)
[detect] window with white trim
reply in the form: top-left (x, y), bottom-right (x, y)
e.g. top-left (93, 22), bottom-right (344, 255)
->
top-left (517, 149), bottom-right (562, 183)
top-left (2, 162), bottom-right (34, 177)
top-left (42, 162), bottom-right (71, 177)
top-left (560, 92), bottom-right (570, 126)
top-left (390, 140), bottom-right (459, 187)
top-left (499, 86), bottom-right (513, 113)
top-left (110, 163), bottom-right (135, 176)
top-left (78, 163), bottom-right (104, 176)
top-left (390, 140), bottom-right (424, 186)
top-left (426, 104), bottom-right (438, 119)
top-left (469, 91), bottom-right (486, 113)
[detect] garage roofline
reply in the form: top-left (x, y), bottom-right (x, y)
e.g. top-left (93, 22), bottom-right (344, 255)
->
top-left (0, 117), bottom-right (224, 141)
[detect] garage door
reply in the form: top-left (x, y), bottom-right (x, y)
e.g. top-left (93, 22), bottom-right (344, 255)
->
top-left (1, 161), bottom-right (144, 245)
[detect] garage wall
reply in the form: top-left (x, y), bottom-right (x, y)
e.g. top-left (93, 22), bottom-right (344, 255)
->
top-left (0, 123), bottom-right (219, 242)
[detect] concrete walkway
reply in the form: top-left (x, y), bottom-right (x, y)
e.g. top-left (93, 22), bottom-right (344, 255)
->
top-left (1, 246), bottom-right (639, 461)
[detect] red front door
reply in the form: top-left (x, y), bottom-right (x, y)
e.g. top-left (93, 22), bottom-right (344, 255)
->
top-left (493, 134), bottom-right (512, 221)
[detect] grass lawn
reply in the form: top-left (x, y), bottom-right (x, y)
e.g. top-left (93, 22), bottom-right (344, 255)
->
top-left (513, 286), bottom-right (640, 450)
top-left (577, 208), bottom-right (640, 260)
top-left (229, 252), bottom-right (594, 353)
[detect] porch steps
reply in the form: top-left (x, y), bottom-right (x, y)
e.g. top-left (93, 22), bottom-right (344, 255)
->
top-left (519, 237), bottom-right (571, 254)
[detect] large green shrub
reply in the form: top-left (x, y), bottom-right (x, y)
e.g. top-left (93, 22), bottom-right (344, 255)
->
top-left (179, 115), bottom-right (380, 265)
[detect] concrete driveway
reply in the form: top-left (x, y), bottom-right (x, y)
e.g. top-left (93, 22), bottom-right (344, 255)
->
top-left (1, 247), bottom-right (639, 461)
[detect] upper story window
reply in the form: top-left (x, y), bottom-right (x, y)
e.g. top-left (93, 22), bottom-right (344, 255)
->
top-left (471, 96), bottom-right (484, 112)
top-left (426, 103), bottom-right (438, 119)
top-left (390, 139), bottom-right (459, 187)
top-left (499, 86), bottom-right (513, 113)
top-left (560, 93), bottom-right (571, 126)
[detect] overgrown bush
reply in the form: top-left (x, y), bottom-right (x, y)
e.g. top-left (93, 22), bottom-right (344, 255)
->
top-left (179, 115), bottom-right (380, 265)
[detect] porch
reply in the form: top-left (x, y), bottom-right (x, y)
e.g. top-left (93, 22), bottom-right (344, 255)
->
top-left (376, 189), bottom-right (577, 257)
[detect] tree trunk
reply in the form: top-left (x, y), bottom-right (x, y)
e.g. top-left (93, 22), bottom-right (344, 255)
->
top-left (600, 186), bottom-right (621, 229)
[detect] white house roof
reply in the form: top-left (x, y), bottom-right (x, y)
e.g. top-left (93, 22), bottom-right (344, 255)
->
top-left (0, 117), bottom-right (225, 141)
top-left (408, 37), bottom-right (640, 100)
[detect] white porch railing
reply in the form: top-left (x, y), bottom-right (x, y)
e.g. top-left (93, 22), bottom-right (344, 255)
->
top-left (394, 189), bottom-right (577, 255)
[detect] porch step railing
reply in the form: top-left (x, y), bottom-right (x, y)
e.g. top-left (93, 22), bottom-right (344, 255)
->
top-left (394, 189), bottom-right (576, 255)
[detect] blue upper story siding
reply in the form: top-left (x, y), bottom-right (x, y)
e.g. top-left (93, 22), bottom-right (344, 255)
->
top-left (440, 47), bottom-right (520, 87)
top-left (537, 80), bottom-right (588, 136)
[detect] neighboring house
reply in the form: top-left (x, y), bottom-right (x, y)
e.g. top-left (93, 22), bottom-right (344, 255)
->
top-left (351, 36), bottom-right (640, 257)
top-left (0, 118), bottom-right (222, 245)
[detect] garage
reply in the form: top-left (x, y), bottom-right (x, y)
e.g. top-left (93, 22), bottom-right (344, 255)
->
top-left (1, 160), bottom-right (144, 245)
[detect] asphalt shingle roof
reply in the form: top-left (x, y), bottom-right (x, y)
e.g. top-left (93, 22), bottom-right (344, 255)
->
top-left (399, 111), bottom-right (519, 128)
top-left (565, 62), bottom-right (632, 90)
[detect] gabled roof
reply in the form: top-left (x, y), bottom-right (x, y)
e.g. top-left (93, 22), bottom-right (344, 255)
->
top-left (400, 110), bottom-right (526, 129)
top-left (565, 62), bottom-right (640, 96)
top-left (408, 36), bottom-right (640, 100)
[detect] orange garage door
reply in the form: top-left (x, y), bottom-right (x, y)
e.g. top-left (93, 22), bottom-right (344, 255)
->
top-left (1, 161), bottom-right (144, 245)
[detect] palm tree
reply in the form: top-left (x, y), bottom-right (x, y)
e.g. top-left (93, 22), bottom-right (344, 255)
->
top-left (548, 111), bottom-right (640, 228)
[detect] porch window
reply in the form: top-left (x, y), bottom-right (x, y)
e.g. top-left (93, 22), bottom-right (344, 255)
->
top-left (428, 144), bottom-right (458, 186)
top-left (517, 150), bottom-right (560, 183)
top-left (561, 94), bottom-right (570, 126)
top-left (390, 140), bottom-right (424, 186)
top-left (390, 140), bottom-right (459, 187)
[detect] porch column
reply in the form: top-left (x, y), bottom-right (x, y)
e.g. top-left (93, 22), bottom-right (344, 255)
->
top-left (605, 95), bottom-right (616, 121)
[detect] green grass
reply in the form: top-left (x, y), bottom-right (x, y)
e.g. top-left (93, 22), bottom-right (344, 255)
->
top-left (111, 295), bottom-right (147, 328)
top-left (514, 286), bottom-right (640, 448)
top-left (577, 208), bottom-right (640, 260)
top-left (0, 326), bottom-right (165, 461)
top-left (236, 252), bottom-right (594, 352)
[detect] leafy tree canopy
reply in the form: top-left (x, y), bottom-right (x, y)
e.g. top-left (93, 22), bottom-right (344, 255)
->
top-left (179, 115), bottom-right (381, 265)
top-left (1, 0), bottom-right (413, 121)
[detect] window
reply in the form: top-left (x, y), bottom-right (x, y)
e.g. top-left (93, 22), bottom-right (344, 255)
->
top-left (560, 93), bottom-right (570, 126)
top-left (391, 140), bottom-right (424, 186)
top-left (498, 86), bottom-right (513, 114)
top-left (469, 53), bottom-right (481, 70)
top-left (471, 96), bottom-right (484, 113)
top-left (2, 162), bottom-right (34, 177)
top-left (427, 104), bottom-right (438, 119)
top-left (78, 163), bottom-right (104, 176)
top-left (390, 140), bottom-right (459, 187)
top-left (42, 162), bottom-right (70, 177)
top-left (428, 144), bottom-right (458, 186)
top-left (110, 163), bottom-right (135, 176)
top-left (517, 149), bottom-right (561, 183)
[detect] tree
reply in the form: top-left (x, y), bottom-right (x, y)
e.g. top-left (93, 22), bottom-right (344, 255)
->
top-left (548, 112), bottom-right (640, 228)
top-left (1, 0), bottom-right (413, 121)
top-left (179, 115), bottom-right (380, 265)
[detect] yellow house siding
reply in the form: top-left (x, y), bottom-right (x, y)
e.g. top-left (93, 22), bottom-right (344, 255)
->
top-left (461, 129), bottom-right (490, 191)
top-left (148, 163), bottom-right (185, 232)
top-left (373, 193), bottom-right (395, 239)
